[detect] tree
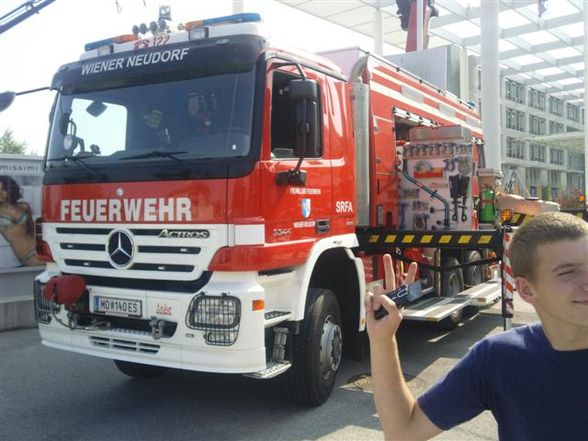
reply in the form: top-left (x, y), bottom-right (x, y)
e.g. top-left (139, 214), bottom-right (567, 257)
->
top-left (0, 128), bottom-right (27, 154)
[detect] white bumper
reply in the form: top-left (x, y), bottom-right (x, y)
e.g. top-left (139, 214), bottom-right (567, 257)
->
top-left (36, 270), bottom-right (267, 374)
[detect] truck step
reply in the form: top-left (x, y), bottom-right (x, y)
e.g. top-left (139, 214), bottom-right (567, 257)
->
top-left (244, 361), bottom-right (292, 379)
top-left (402, 279), bottom-right (502, 322)
top-left (459, 278), bottom-right (502, 305)
top-left (264, 310), bottom-right (292, 328)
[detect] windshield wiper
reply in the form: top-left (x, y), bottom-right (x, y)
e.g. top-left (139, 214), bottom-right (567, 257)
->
top-left (121, 150), bottom-right (194, 179)
top-left (49, 154), bottom-right (100, 176)
top-left (120, 150), bottom-right (187, 162)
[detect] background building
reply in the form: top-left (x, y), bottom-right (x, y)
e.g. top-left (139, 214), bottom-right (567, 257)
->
top-left (278, 0), bottom-right (586, 204)
top-left (469, 61), bottom-right (585, 203)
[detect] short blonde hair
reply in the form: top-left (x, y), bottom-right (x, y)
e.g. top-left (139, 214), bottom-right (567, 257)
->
top-left (510, 212), bottom-right (588, 281)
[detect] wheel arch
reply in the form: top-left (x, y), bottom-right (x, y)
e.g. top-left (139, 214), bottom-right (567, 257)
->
top-left (293, 234), bottom-right (362, 320)
top-left (308, 247), bottom-right (364, 337)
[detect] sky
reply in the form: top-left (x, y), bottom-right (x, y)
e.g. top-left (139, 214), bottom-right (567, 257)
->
top-left (0, 0), bottom-right (399, 155)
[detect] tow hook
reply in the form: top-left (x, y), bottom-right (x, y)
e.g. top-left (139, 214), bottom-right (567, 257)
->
top-left (149, 316), bottom-right (168, 340)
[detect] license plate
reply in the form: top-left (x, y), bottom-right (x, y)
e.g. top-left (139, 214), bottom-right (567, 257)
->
top-left (93, 295), bottom-right (142, 317)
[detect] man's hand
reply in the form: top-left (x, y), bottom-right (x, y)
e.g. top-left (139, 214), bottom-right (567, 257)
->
top-left (365, 254), bottom-right (418, 345)
top-left (365, 255), bottom-right (441, 441)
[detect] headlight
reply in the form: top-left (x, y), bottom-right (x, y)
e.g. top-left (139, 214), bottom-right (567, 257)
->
top-left (33, 280), bottom-right (60, 324)
top-left (186, 293), bottom-right (241, 346)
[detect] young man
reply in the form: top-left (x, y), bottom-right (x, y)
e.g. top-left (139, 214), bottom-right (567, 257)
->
top-left (365, 211), bottom-right (588, 441)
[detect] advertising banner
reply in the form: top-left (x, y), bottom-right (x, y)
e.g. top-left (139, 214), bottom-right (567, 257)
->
top-left (0, 154), bottom-right (44, 269)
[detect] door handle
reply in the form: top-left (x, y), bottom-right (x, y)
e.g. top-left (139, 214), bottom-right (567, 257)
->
top-left (316, 219), bottom-right (330, 234)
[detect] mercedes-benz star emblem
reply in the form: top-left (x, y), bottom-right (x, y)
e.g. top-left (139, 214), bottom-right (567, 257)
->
top-left (107, 230), bottom-right (134, 268)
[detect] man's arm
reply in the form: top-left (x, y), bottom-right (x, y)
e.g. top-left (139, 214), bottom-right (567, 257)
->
top-left (366, 255), bottom-right (441, 440)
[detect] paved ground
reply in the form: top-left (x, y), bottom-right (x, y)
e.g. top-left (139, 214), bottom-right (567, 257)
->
top-left (0, 295), bottom-right (538, 441)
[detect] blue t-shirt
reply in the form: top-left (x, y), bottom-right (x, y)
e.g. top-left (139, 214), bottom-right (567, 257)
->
top-left (418, 323), bottom-right (588, 441)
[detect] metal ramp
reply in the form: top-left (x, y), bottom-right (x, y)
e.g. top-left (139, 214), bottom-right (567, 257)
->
top-left (402, 278), bottom-right (502, 322)
top-left (264, 311), bottom-right (292, 328)
top-left (244, 361), bottom-right (292, 379)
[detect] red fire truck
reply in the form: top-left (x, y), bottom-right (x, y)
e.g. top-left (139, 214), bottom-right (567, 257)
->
top-left (34, 11), bottom-right (506, 406)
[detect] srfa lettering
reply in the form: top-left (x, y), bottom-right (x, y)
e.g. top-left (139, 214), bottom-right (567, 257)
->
top-left (336, 201), bottom-right (354, 213)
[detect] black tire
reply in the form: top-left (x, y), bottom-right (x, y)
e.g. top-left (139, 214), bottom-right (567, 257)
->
top-left (439, 256), bottom-right (465, 330)
top-left (464, 250), bottom-right (485, 287)
top-left (114, 360), bottom-right (166, 379)
top-left (288, 288), bottom-right (343, 407)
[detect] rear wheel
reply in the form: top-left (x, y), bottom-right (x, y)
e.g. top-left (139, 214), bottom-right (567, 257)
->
top-left (464, 250), bottom-right (485, 287)
top-left (114, 360), bottom-right (166, 379)
top-left (439, 256), bottom-right (465, 330)
top-left (288, 288), bottom-right (342, 406)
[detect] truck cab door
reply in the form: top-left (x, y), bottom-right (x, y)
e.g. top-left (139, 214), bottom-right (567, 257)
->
top-left (259, 64), bottom-right (332, 247)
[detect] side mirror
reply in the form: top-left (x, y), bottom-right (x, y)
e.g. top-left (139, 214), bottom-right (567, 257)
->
top-left (289, 79), bottom-right (318, 101)
top-left (290, 79), bottom-right (320, 158)
top-left (64, 134), bottom-right (83, 152)
top-left (294, 99), bottom-right (319, 158)
top-left (0, 92), bottom-right (16, 112)
top-left (60, 112), bottom-right (72, 135)
top-left (0, 87), bottom-right (50, 112)
top-left (275, 78), bottom-right (320, 186)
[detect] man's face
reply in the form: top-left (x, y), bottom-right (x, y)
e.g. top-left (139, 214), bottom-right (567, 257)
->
top-left (519, 237), bottom-right (588, 328)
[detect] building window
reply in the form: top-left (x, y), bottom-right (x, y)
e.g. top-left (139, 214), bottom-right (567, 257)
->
top-left (567, 173), bottom-right (583, 192)
top-left (548, 96), bottom-right (564, 116)
top-left (529, 115), bottom-right (546, 135)
top-left (549, 121), bottom-right (564, 134)
top-left (549, 170), bottom-right (560, 201)
top-left (529, 143), bottom-right (545, 162)
top-left (568, 153), bottom-right (585, 171)
top-left (506, 108), bottom-right (525, 131)
top-left (505, 79), bottom-right (525, 104)
top-left (548, 170), bottom-right (560, 186)
top-left (550, 148), bottom-right (564, 165)
top-left (526, 167), bottom-right (541, 185)
top-left (566, 103), bottom-right (580, 122)
top-left (506, 137), bottom-right (525, 159)
top-left (528, 88), bottom-right (546, 111)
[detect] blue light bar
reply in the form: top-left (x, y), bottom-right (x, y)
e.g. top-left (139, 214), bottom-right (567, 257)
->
top-left (202, 12), bottom-right (261, 26)
top-left (84, 37), bottom-right (114, 52)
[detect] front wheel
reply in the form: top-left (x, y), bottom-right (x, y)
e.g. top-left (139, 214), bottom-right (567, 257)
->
top-left (114, 360), bottom-right (166, 379)
top-left (288, 288), bottom-right (343, 406)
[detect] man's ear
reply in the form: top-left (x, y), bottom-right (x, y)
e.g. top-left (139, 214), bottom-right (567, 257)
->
top-left (515, 276), bottom-right (536, 304)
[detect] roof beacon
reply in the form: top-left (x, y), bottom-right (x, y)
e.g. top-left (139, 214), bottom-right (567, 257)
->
top-left (184, 12), bottom-right (261, 41)
top-left (84, 34), bottom-right (138, 55)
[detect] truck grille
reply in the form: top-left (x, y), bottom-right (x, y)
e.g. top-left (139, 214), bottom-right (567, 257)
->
top-left (47, 225), bottom-right (219, 288)
top-left (89, 335), bottom-right (160, 354)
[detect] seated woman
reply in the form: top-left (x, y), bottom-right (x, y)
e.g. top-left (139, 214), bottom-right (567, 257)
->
top-left (0, 175), bottom-right (42, 267)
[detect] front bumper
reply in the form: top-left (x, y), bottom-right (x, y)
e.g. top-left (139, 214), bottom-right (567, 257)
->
top-left (35, 269), bottom-right (267, 374)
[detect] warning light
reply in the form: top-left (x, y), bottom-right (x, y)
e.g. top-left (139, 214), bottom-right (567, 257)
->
top-left (500, 209), bottom-right (513, 223)
top-left (252, 300), bottom-right (265, 311)
top-left (578, 194), bottom-right (586, 203)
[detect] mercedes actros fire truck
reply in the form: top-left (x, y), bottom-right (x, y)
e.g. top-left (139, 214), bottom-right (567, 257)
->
top-left (34, 10), bottom-right (509, 406)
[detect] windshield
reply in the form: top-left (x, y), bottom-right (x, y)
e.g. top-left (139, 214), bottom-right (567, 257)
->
top-left (47, 70), bottom-right (255, 172)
